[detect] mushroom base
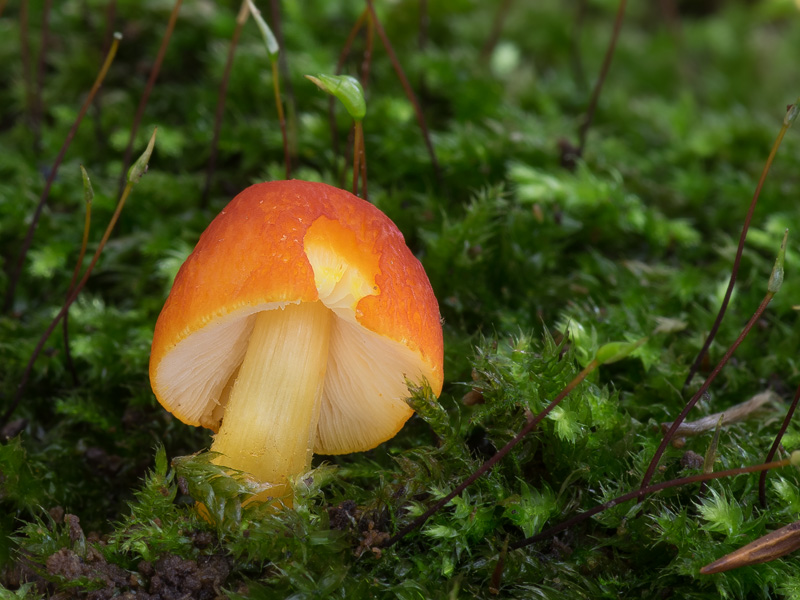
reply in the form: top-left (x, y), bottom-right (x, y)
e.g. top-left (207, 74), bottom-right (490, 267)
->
top-left (210, 301), bottom-right (332, 504)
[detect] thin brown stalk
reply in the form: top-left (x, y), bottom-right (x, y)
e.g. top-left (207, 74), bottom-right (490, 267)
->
top-left (2, 175), bottom-right (138, 428)
top-left (31, 0), bottom-right (53, 154)
top-left (683, 111), bottom-right (794, 390)
top-left (384, 360), bottom-right (599, 548)
top-left (330, 8), bottom-right (368, 166)
top-left (640, 293), bottom-right (775, 496)
top-left (576, 0), bottom-right (627, 159)
top-left (203, 0), bottom-right (249, 207)
top-left (350, 121), bottom-right (368, 201)
top-left (272, 58), bottom-right (291, 180)
top-left (759, 383), bottom-right (800, 507)
top-left (4, 33), bottom-right (122, 314)
top-left (365, 0), bottom-right (441, 184)
top-left (513, 457), bottom-right (792, 550)
top-left (117, 0), bottom-right (182, 196)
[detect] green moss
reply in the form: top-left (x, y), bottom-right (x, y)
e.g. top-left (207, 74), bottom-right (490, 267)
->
top-left (2, 1), bottom-right (800, 597)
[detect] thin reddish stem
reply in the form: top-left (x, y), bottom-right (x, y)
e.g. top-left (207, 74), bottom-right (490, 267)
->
top-left (759, 383), bottom-right (800, 507)
top-left (365, 0), bottom-right (441, 184)
top-left (117, 0), bottom-right (182, 196)
top-left (576, 0), bottom-right (627, 159)
top-left (4, 34), bottom-right (122, 313)
top-left (330, 8), bottom-right (368, 170)
top-left (640, 293), bottom-right (774, 495)
top-left (203, 0), bottom-right (248, 207)
top-left (684, 119), bottom-right (792, 390)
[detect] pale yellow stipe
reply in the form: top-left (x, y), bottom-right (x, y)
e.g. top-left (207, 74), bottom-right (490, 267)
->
top-left (210, 301), bottom-right (332, 503)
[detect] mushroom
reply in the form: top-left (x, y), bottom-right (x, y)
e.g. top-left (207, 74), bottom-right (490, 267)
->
top-left (149, 180), bottom-right (444, 503)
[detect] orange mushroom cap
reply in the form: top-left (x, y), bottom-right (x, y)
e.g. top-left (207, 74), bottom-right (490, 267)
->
top-left (149, 180), bottom-right (443, 455)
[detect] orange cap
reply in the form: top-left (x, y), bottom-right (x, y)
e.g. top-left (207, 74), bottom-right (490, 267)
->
top-left (149, 180), bottom-right (443, 454)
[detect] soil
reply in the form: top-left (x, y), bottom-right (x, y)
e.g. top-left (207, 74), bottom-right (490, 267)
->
top-left (7, 514), bottom-right (232, 599)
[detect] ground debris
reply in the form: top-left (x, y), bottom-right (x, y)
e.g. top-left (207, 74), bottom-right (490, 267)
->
top-left (46, 547), bottom-right (130, 599)
top-left (18, 546), bottom-right (232, 600)
top-left (146, 554), bottom-right (230, 600)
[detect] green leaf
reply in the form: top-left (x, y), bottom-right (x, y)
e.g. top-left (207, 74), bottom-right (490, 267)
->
top-left (246, 0), bottom-right (280, 59)
top-left (305, 74), bottom-right (366, 121)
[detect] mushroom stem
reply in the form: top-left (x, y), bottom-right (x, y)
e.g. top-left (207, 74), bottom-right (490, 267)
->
top-left (210, 301), bottom-right (332, 502)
